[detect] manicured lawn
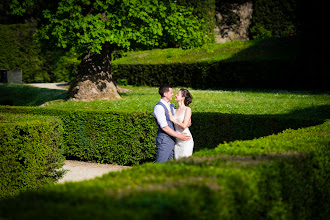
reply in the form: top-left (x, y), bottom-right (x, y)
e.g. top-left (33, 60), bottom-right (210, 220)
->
top-left (0, 83), bottom-right (66, 106)
top-left (1, 84), bottom-right (329, 120)
top-left (44, 86), bottom-right (330, 120)
top-left (112, 38), bottom-right (299, 64)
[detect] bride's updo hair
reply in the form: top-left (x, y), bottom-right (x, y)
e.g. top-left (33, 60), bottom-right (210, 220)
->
top-left (180, 88), bottom-right (193, 106)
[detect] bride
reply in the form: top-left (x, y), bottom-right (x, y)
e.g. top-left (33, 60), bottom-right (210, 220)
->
top-left (169, 88), bottom-right (194, 159)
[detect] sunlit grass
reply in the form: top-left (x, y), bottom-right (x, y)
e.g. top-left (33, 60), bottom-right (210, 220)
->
top-left (1, 83), bottom-right (329, 120)
top-left (41, 85), bottom-right (330, 119)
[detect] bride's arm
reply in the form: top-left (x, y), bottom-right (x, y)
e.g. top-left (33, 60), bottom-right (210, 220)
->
top-left (170, 107), bottom-right (192, 129)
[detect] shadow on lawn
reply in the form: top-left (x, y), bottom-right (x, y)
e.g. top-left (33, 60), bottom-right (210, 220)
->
top-left (0, 84), bottom-right (66, 106)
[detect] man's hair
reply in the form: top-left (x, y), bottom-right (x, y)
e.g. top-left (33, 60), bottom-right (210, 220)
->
top-left (158, 84), bottom-right (172, 97)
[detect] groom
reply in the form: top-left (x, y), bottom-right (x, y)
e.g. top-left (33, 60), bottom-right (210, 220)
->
top-left (153, 84), bottom-right (191, 163)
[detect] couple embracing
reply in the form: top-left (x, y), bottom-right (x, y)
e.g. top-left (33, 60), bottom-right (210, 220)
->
top-left (152, 84), bottom-right (194, 163)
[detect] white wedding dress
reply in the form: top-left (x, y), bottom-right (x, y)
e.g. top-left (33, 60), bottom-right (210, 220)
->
top-left (174, 108), bottom-right (194, 159)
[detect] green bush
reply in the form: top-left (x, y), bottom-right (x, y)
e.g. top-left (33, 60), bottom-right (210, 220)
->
top-left (0, 121), bottom-right (328, 219)
top-left (190, 112), bottom-right (324, 151)
top-left (249, 24), bottom-right (273, 39)
top-left (194, 120), bottom-right (330, 219)
top-left (195, 119), bottom-right (330, 156)
top-left (0, 23), bottom-right (80, 83)
top-left (0, 106), bottom-right (157, 165)
top-left (0, 113), bottom-right (65, 199)
top-left (0, 106), bottom-right (324, 165)
top-left (250, 0), bottom-right (299, 39)
top-left (0, 22), bottom-right (50, 83)
top-left (177, 0), bottom-right (216, 43)
top-left (44, 49), bottom-right (80, 83)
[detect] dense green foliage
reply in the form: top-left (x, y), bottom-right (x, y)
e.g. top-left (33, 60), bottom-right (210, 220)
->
top-left (24, 0), bottom-right (212, 54)
top-left (0, 106), bottom-right (156, 165)
top-left (0, 113), bottom-right (65, 199)
top-left (190, 113), bottom-right (324, 151)
top-left (3, 0), bottom-right (214, 83)
top-left (250, 0), bottom-right (300, 38)
top-left (0, 23), bottom-right (80, 83)
top-left (0, 121), bottom-right (328, 219)
top-left (0, 22), bottom-right (49, 82)
top-left (0, 104), bottom-right (325, 165)
top-left (177, 0), bottom-right (215, 42)
top-left (196, 119), bottom-right (330, 156)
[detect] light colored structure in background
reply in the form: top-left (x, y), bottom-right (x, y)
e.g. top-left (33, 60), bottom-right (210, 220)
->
top-left (0, 69), bottom-right (22, 83)
top-left (215, 1), bottom-right (253, 43)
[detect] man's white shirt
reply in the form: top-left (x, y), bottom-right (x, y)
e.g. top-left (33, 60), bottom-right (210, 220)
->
top-left (153, 99), bottom-right (174, 128)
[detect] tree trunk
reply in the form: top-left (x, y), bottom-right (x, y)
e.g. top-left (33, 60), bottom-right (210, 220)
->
top-left (67, 48), bottom-right (121, 101)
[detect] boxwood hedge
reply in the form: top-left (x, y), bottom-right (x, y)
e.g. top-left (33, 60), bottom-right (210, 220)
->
top-left (0, 120), bottom-right (328, 219)
top-left (0, 113), bottom-right (65, 199)
top-left (0, 106), bottom-right (324, 166)
top-left (112, 60), bottom-right (303, 90)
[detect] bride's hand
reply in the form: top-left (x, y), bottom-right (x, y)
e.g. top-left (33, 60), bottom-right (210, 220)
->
top-left (168, 111), bottom-right (175, 123)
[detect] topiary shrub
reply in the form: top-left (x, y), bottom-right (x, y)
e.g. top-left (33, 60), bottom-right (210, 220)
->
top-left (0, 113), bottom-right (65, 199)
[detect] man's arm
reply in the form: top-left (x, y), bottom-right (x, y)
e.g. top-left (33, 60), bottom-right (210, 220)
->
top-left (162, 126), bottom-right (191, 141)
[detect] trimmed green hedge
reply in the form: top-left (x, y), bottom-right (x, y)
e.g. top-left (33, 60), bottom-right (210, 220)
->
top-left (0, 113), bottom-right (65, 199)
top-left (113, 54), bottom-right (326, 91)
top-left (0, 106), bottom-right (156, 165)
top-left (113, 59), bottom-right (307, 90)
top-left (0, 106), bottom-right (324, 166)
top-left (0, 121), bottom-right (328, 219)
top-left (190, 112), bottom-right (323, 151)
top-left (112, 38), bottom-right (323, 90)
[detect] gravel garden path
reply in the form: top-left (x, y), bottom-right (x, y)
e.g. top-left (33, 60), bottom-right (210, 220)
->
top-left (57, 160), bottom-right (131, 184)
top-left (28, 82), bottom-right (69, 90)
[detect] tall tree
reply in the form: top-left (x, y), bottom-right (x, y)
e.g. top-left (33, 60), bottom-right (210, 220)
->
top-left (10, 0), bottom-right (211, 100)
